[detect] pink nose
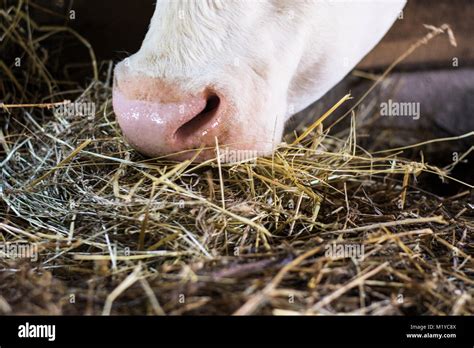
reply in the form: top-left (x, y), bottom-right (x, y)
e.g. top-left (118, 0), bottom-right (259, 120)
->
top-left (113, 65), bottom-right (224, 160)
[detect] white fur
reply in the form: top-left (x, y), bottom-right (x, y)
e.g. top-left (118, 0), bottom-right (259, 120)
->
top-left (120, 0), bottom-right (406, 154)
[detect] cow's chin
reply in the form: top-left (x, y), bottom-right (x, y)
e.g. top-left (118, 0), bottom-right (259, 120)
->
top-left (125, 124), bottom-right (279, 163)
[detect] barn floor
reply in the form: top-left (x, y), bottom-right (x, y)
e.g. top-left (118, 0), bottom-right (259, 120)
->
top-left (0, 3), bottom-right (473, 316)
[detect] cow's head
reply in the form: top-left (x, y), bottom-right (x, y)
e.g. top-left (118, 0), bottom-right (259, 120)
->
top-left (113, 0), bottom-right (405, 161)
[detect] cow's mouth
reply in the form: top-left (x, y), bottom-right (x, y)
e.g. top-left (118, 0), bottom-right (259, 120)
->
top-left (175, 94), bottom-right (221, 140)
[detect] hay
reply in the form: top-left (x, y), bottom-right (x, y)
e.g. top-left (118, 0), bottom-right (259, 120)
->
top-left (0, 1), bottom-right (473, 315)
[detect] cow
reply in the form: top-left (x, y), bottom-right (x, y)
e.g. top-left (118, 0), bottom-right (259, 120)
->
top-left (112, 0), bottom-right (407, 161)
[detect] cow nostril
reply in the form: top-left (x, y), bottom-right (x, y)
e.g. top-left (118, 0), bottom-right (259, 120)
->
top-left (201, 94), bottom-right (220, 114)
top-left (175, 94), bottom-right (221, 140)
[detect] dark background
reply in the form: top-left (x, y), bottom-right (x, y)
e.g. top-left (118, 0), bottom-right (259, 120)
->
top-left (31, 0), bottom-right (474, 70)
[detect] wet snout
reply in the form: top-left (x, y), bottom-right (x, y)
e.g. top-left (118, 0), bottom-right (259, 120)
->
top-left (113, 63), bottom-right (226, 160)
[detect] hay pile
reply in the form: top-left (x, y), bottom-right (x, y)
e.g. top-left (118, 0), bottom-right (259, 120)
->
top-left (1, 1), bottom-right (472, 315)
